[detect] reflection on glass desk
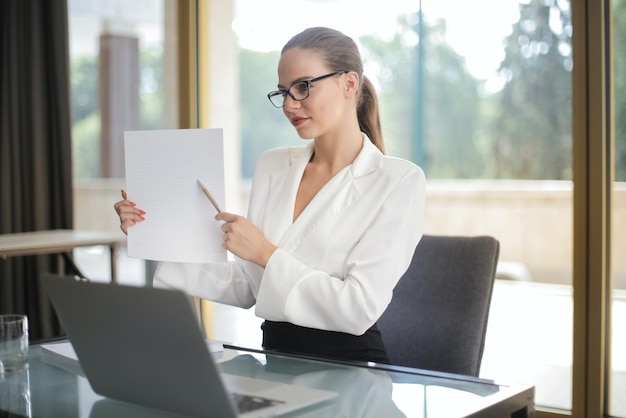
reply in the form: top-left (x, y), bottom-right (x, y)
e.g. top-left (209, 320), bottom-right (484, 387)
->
top-left (2, 341), bottom-right (534, 417)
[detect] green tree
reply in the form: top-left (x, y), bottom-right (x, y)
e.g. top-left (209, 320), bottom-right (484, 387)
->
top-left (71, 56), bottom-right (99, 123)
top-left (70, 44), bottom-right (165, 178)
top-left (360, 15), bottom-right (484, 178)
top-left (71, 55), bottom-right (100, 178)
top-left (72, 113), bottom-right (100, 178)
top-left (239, 49), bottom-right (296, 179)
top-left (493, 0), bottom-right (572, 179)
top-left (140, 45), bottom-right (164, 130)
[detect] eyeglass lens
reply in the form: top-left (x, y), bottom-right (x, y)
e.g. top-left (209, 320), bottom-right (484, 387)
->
top-left (269, 81), bottom-right (309, 107)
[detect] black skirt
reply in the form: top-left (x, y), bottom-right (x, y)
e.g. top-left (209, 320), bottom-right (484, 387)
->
top-left (261, 320), bottom-right (389, 364)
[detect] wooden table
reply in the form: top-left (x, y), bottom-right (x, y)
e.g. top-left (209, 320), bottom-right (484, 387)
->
top-left (0, 229), bottom-right (124, 282)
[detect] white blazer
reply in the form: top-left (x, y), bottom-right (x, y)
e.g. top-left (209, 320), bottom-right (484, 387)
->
top-left (155, 135), bottom-right (426, 335)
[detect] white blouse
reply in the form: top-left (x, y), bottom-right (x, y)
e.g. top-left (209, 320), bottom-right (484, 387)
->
top-left (154, 134), bottom-right (426, 336)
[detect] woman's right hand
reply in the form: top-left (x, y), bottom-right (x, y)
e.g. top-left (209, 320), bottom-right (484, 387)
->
top-left (113, 190), bottom-right (145, 235)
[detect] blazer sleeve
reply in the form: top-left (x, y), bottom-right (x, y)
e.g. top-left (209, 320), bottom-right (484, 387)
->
top-left (153, 260), bottom-right (261, 308)
top-left (151, 149), bottom-right (282, 307)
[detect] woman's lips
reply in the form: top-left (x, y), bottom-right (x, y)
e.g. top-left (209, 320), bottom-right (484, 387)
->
top-left (291, 116), bottom-right (308, 127)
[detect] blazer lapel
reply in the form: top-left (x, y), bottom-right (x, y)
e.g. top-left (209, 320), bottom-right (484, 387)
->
top-left (271, 135), bottom-right (383, 253)
top-left (262, 143), bottom-right (312, 244)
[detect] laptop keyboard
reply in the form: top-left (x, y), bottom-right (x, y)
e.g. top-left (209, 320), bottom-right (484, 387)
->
top-left (231, 393), bottom-right (285, 413)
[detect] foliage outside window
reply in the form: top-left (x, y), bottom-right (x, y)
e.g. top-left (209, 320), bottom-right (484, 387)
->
top-left (239, 0), bottom-right (575, 181)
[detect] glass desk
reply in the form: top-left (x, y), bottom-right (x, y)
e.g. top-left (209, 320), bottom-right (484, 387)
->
top-left (1, 341), bottom-right (534, 417)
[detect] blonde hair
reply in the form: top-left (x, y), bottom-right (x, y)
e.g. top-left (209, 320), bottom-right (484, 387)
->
top-left (282, 27), bottom-right (385, 153)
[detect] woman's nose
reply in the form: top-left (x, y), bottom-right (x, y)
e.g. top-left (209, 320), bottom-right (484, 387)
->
top-left (283, 94), bottom-right (300, 110)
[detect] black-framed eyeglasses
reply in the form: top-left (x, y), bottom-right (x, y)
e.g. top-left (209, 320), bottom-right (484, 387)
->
top-left (267, 71), bottom-right (347, 108)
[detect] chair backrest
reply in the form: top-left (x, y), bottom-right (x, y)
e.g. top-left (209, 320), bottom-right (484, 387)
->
top-left (377, 234), bottom-right (500, 377)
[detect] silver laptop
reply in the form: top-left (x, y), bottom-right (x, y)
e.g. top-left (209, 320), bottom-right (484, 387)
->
top-left (41, 274), bottom-right (336, 417)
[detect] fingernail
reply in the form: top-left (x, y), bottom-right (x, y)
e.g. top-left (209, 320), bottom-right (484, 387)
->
top-left (139, 216), bottom-right (145, 221)
top-left (139, 210), bottom-right (146, 215)
top-left (130, 201), bottom-right (136, 207)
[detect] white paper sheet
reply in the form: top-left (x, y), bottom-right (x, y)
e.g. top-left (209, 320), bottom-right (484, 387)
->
top-left (124, 128), bottom-right (227, 263)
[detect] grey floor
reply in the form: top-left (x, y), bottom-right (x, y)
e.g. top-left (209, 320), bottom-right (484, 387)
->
top-left (74, 246), bottom-right (626, 416)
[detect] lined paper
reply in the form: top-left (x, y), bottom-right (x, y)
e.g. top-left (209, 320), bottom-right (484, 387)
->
top-left (124, 128), bottom-right (227, 263)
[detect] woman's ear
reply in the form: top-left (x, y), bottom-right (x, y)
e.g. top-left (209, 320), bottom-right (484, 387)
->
top-left (343, 71), bottom-right (360, 99)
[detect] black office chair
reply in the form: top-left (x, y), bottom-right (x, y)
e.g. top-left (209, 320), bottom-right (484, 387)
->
top-left (378, 234), bottom-right (500, 377)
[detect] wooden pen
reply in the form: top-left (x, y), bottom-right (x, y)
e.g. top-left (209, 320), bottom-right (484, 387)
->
top-left (197, 179), bottom-right (222, 213)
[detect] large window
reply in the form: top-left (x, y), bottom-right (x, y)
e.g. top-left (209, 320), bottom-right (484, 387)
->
top-left (69, 0), bottom-right (178, 179)
top-left (68, 0), bottom-right (179, 281)
top-left (67, 1), bottom-right (622, 415)
top-left (234, 0), bottom-right (574, 411)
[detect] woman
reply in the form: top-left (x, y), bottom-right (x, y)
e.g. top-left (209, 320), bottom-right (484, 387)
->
top-left (114, 27), bottom-right (426, 363)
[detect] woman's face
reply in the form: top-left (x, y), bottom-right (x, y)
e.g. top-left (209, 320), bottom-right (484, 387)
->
top-left (276, 48), bottom-right (350, 140)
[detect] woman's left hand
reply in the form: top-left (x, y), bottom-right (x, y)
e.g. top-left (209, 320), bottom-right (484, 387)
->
top-left (215, 212), bottom-right (277, 267)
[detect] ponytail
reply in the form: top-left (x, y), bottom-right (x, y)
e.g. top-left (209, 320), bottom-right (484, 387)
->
top-left (358, 76), bottom-right (384, 154)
